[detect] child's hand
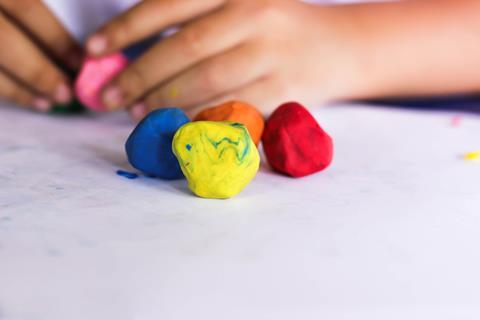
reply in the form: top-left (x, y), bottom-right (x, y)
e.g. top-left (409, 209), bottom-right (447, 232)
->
top-left (87, 0), bottom-right (361, 119)
top-left (0, 1), bottom-right (82, 112)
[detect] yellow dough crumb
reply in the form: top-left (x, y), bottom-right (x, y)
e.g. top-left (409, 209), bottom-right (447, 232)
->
top-left (464, 151), bottom-right (480, 162)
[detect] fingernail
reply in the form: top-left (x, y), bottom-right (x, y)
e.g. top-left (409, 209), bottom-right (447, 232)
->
top-left (54, 83), bottom-right (72, 103)
top-left (87, 35), bottom-right (107, 55)
top-left (33, 97), bottom-right (52, 112)
top-left (103, 86), bottom-right (123, 109)
top-left (130, 102), bottom-right (148, 121)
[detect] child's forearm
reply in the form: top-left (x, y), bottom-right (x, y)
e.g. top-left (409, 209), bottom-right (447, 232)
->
top-left (337, 0), bottom-right (480, 99)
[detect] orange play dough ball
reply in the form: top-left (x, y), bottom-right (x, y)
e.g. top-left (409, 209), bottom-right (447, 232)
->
top-left (194, 101), bottom-right (265, 145)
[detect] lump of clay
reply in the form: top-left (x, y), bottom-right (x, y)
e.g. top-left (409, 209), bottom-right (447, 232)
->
top-left (126, 108), bottom-right (189, 180)
top-left (262, 102), bottom-right (333, 178)
top-left (50, 98), bottom-right (86, 114)
top-left (194, 101), bottom-right (264, 145)
top-left (172, 121), bottom-right (260, 199)
top-left (75, 53), bottom-right (128, 111)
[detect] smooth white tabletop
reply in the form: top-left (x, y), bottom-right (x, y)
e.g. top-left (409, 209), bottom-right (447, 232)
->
top-left (1, 102), bottom-right (480, 320)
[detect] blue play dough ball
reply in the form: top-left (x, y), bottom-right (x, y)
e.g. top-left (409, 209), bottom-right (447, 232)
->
top-left (125, 108), bottom-right (190, 180)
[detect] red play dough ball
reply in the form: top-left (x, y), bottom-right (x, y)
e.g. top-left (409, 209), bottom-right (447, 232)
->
top-left (74, 53), bottom-right (128, 111)
top-left (262, 102), bottom-right (333, 178)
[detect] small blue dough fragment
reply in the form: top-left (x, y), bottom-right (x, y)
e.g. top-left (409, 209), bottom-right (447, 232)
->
top-left (125, 108), bottom-right (189, 180)
top-left (116, 170), bottom-right (139, 180)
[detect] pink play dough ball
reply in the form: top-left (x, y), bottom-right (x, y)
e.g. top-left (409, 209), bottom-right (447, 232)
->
top-left (75, 53), bottom-right (128, 111)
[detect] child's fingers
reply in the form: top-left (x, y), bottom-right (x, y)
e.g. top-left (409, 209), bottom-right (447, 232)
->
top-left (0, 70), bottom-right (51, 111)
top-left (0, 12), bottom-right (72, 104)
top-left (186, 77), bottom-right (289, 118)
top-left (143, 43), bottom-right (273, 109)
top-left (128, 102), bottom-right (149, 122)
top-left (0, 0), bottom-right (82, 70)
top-left (101, 6), bottom-right (253, 110)
top-left (86, 0), bottom-right (225, 57)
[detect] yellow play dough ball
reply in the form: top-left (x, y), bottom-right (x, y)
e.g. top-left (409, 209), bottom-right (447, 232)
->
top-left (172, 121), bottom-right (260, 199)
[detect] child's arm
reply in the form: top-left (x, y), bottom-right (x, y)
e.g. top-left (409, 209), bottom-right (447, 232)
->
top-left (339, 0), bottom-right (480, 100)
top-left (0, 1), bottom-right (81, 112)
top-left (86, 0), bottom-right (480, 118)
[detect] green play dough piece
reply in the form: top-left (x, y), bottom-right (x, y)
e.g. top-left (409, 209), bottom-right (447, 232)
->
top-left (50, 98), bottom-right (86, 115)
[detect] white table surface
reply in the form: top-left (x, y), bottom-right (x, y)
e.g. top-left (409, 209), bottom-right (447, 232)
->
top-left (1, 102), bottom-right (480, 320)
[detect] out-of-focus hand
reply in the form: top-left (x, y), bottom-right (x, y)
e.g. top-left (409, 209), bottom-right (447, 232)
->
top-left (0, 0), bottom-right (82, 112)
top-left (86, 0), bottom-right (360, 119)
